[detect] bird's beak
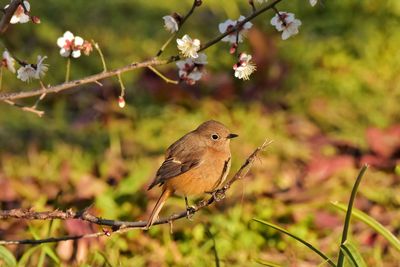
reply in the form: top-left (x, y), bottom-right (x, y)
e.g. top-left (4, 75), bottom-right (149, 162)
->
top-left (227, 133), bottom-right (238, 139)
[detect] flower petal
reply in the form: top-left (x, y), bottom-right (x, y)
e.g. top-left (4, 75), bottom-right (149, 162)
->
top-left (71, 50), bottom-right (81, 58)
top-left (74, 36), bottom-right (84, 46)
top-left (63, 31), bottom-right (74, 41)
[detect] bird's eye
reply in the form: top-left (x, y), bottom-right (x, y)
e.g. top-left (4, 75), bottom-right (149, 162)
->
top-left (211, 134), bottom-right (219, 140)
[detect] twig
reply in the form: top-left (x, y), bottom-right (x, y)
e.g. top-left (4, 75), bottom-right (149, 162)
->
top-left (3, 99), bottom-right (44, 117)
top-left (93, 41), bottom-right (107, 72)
top-left (65, 57), bottom-right (71, 82)
top-left (147, 66), bottom-right (178, 84)
top-left (0, 139), bottom-right (272, 245)
top-left (32, 92), bottom-right (46, 109)
top-left (116, 72), bottom-right (126, 102)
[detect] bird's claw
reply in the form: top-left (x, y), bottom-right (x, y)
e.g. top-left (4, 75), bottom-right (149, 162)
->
top-left (186, 206), bottom-right (196, 220)
top-left (212, 189), bottom-right (226, 201)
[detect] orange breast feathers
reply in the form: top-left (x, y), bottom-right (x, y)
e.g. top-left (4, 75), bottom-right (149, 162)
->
top-left (165, 149), bottom-right (231, 195)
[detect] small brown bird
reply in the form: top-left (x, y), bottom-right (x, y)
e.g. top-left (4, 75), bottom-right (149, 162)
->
top-left (146, 120), bottom-right (238, 229)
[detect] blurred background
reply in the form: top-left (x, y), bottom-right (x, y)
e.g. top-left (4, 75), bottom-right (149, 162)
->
top-left (0, 0), bottom-right (399, 266)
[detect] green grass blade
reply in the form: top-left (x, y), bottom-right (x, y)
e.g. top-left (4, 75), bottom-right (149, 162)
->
top-left (254, 258), bottom-right (284, 267)
top-left (331, 202), bottom-right (400, 252)
top-left (340, 241), bottom-right (367, 267)
top-left (205, 228), bottom-right (220, 267)
top-left (253, 219), bottom-right (336, 267)
top-left (337, 165), bottom-right (368, 267)
top-left (0, 245), bottom-right (17, 267)
top-left (42, 245), bottom-right (60, 264)
top-left (18, 246), bottom-right (40, 267)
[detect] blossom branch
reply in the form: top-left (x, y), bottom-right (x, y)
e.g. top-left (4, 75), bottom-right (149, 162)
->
top-left (0, 57), bottom-right (171, 101)
top-left (0, 0), bottom-right (21, 34)
top-left (0, 0), bottom-right (284, 102)
top-left (0, 139), bottom-right (272, 245)
top-left (156, 0), bottom-right (200, 57)
top-left (199, 0), bottom-right (283, 52)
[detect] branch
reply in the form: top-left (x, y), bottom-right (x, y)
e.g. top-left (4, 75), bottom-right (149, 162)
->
top-left (0, 139), bottom-right (272, 245)
top-left (0, 57), bottom-right (171, 101)
top-left (0, 0), bottom-right (21, 34)
top-left (199, 0), bottom-right (283, 52)
top-left (156, 0), bottom-right (199, 57)
top-left (3, 99), bottom-right (44, 117)
top-left (0, 0), bottom-right (284, 102)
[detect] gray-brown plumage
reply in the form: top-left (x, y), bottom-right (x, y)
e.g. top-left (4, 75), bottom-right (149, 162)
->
top-left (146, 120), bottom-right (237, 229)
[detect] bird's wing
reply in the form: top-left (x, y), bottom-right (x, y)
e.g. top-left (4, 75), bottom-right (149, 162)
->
top-left (147, 134), bottom-right (205, 190)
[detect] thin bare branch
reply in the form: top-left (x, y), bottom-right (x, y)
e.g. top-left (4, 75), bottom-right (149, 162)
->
top-left (147, 66), bottom-right (178, 84)
top-left (0, 139), bottom-right (272, 245)
top-left (3, 99), bottom-right (44, 116)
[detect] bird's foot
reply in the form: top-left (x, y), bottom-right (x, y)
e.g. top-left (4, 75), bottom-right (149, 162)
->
top-left (186, 206), bottom-right (196, 220)
top-left (211, 189), bottom-right (226, 202)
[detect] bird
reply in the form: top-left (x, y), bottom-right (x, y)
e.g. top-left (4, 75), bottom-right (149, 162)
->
top-left (146, 120), bottom-right (238, 229)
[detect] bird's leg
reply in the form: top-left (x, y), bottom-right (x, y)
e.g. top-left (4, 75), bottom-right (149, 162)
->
top-left (207, 188), bottom-right (226, 202)
top-left (185, 196), bottom-right (195, 220)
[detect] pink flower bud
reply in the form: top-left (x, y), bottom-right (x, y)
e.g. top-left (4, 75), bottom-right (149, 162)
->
top-left (31, 16), bottom-right (41, 24)
top-left (230, 43), bottom-right (237, 54)
top-left (118, 96), bottom-right (126, 108)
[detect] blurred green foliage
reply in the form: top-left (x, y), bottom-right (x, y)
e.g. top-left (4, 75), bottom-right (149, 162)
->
top-left (0, 0), bottom-right (399, 266)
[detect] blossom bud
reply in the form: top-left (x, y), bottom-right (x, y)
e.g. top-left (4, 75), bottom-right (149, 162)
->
top-left (31, 16), bottom-right (41, 24)
top-left (118, 96), bottom-right (126, 108)
top-left (229, 43), bottom-right (238, 54)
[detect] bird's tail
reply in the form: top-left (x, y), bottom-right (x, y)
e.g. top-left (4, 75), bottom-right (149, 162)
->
top-left (146, 188), bottom-right (171, 229)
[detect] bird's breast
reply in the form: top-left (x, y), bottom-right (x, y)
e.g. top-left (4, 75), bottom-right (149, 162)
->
top-left (165, 149), bottom-right (231, 196)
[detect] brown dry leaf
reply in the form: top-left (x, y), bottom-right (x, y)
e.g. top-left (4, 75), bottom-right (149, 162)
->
top-left (366, 125), bottom-right (400, 158)
top-left (314, 211), bottom-right (341, 229)
top-left (307, 155), bottom-right (355, 182)
top-left (75, 174), bottom-right (107, 199)
top-left (0, 175), bottom-right (18, 201)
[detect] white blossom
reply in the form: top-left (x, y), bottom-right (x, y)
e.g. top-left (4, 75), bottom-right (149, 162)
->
top-left (176, 52), bottom-right (207, 85)
top-left (16, 55), bottom-right (48, 82)
top-left (163, 15), bottom-right (179, 33)
top-left (34, 55), bottom-right (48, 79)
top-left (256, 0), bottom-right (268, 3)
top-left (176, 34), bottom-right (201, 58)
top-left (2, 50), bottom-right (16, 73)
top-left (57, 31), bottom-right (85, 58)
top-left (233, 52), bottom-right (256, 80)
top-left (271, 12), bottom-right (302, 40)
top-left (6, 1), bottom-right (30, 24)
top-left (219, 16), bottom-right (253, 44)
top-left (310, 0), bottom-right (318, 6)
top-left (17, 64), bottom-right (36, 82)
